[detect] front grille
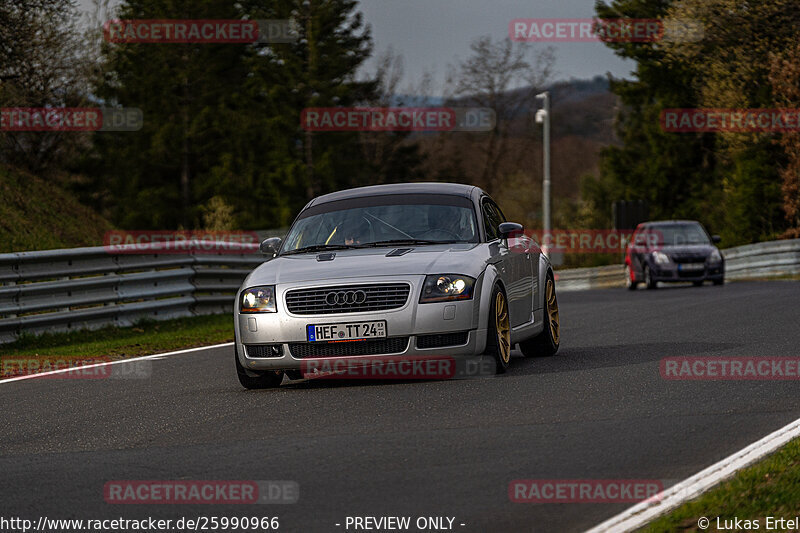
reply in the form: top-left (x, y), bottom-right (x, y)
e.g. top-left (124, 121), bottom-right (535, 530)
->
top-left (416, 332), bottom-right (469, 349)
top-left (670, 253), bottom-right (708, 264)
top-left (289, 337), bottom-right (409, 358)
top-left (285, 283), bottom-right (410, 315)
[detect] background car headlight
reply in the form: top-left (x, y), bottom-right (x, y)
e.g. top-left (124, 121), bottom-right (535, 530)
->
top-left (707, 249), bottom-right (722, 263)
top-left (651, 251), bottom-right (671, 265)
top-left (419, 274), bottom-right (475, 303)
top-left (240, 286), bottom-right (277, 313)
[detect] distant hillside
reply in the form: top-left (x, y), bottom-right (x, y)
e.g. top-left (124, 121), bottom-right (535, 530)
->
top-left (0, 166), bottom-right (113, 253)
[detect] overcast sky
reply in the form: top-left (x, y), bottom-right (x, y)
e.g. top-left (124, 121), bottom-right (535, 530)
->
top-left (357, 0), bottom-right (633, 90)
top-left (79, 0), bottom-right (634, 93)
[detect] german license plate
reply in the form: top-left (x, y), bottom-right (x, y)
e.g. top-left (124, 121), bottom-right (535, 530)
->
top-left (307, 321), bottom-right (387, 342)
top-left (679, 263), bottom-right (705, 271)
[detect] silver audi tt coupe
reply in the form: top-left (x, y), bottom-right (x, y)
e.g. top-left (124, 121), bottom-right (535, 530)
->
top-left (234, 182), bottom-right (560, 388)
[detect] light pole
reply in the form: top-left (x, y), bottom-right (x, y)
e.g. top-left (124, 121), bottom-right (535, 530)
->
top-left (535, 91), bottom-right (551, 256)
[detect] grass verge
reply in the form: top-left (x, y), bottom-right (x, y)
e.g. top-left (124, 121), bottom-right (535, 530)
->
top-left (641, 437), bottom-right (800, 532)
top-left (0, 313), bottom-right (233, 360)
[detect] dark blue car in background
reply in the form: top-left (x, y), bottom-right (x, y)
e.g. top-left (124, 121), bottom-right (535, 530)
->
top-left (625, 220), bottom-right (724, 290)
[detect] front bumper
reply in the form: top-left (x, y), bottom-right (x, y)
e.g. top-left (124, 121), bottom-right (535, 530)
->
top-left (235, 275), bottom-right (488, 371)
top-left (648, 262), bottom-right (724, 282)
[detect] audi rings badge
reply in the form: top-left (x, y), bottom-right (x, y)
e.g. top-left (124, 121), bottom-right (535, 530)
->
top-left (325, 290), bottom-right (367, 306)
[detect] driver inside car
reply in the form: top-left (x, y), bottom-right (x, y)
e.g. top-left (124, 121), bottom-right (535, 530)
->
top-left (339, 217), bottom-right (371, 245)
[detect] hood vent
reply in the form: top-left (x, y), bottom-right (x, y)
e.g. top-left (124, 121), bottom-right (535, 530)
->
top-left (386, 248), bottom-right (413, 257)
top-left (316, 252), bottom-right (336, 262)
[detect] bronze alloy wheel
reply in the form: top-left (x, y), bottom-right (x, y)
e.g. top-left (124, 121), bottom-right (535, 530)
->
top-left (495, 291), bottom-right (511, 364)
top-left (545, 277), bottom-right (560, 346)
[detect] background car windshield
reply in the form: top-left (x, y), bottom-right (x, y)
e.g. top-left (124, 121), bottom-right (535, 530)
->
top-left (283, 203), bottom-right (478, 251)
top-left (650, 224), bottom-right (710, 245)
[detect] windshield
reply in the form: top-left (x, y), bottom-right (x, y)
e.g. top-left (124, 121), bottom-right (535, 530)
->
top-left (282, 199), bottom-right (479, 253)
top-left (647, 224), bottom-right (710, 246)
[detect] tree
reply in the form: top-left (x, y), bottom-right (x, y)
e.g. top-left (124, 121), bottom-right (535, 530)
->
top-left (240, 0), bottom-right (378, 210)
top-left (92, 0), bottom-right (384, 230)
top-left (92, 0), bottom-right (255, 229)
top-left (769, 43), bottom-right (800, 238)
top-left (0, 0), bottom-right (90, 174)
top-left (586, 0), bottom-right (800, 244)
top-left (583, 0), bottom-right (719, 232)
top-left (356, 47), bottom-right (426, 185)
top-left (443, 36), bottom-right (554, 195)
top-left (662, 0), bottom-right (798, 242)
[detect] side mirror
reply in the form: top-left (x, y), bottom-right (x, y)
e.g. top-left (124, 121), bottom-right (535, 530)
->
top-left (260, 237), bottom-right (282, 257)
top-left (711, 235), bottom-right (721, 244)
top-left (498, 222), bottom-right (524, 239)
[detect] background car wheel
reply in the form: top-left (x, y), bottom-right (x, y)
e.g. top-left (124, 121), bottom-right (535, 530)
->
top-left (693, 280), bottom-right (703, 287)
top-left (235, 348), bottom-right (284, 389)
top-left (625, 265), bottom-right (638, 290)
top-left (484, 284), bottom-right (511, 374)
top-left (520, 273), bottom-right (560, 357)
top-left (644, 265), bottom-right (657, 290)
top-left (713, 277), bottom-right (724, 286)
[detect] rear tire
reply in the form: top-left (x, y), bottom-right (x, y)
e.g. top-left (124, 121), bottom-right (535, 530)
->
top-left (235, 348), bottom-right (284, 389)
top-left (520, 274), bottom-right (560, 357)
top-left (484, 284), bottom-right (511, 374)
top-left (644, 265), bottom-right (657, 290)
top-left (713, 278), bottom-right (724, 286)
top-left (693, 280), bottom-right (703, 287)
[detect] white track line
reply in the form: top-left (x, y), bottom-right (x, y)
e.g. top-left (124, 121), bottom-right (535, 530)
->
top-left (586, 416), bottom-right (800, 532)
top-left (0, 342), bottom-right (233, 384)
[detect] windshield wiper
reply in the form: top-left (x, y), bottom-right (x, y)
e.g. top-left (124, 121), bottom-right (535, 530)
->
top-left (281, 244), bottom-right (359, 255)
top-left (357, 239), bottom-right (460, 247)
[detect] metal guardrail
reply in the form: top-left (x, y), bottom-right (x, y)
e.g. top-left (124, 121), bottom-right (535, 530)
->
top-left (555, 238), bottom-right (800, 291)
top-left (723, 238), bottom-right (800, 280)
top-left (0, 242), bottom-right (265, 344)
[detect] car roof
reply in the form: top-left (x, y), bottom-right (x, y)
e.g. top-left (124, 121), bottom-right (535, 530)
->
top-left (308, 182), bottom-right (478, 206)
top-left (640, 219), bottom-right (702, 227)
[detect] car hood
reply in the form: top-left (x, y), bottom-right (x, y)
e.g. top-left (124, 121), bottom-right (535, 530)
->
top-left (243, 243), bottom-right (484, 286)
top-left (658, 244), bottom-right (718, 259)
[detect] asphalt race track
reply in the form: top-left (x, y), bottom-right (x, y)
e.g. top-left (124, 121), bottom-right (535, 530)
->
top-left (2, 281), bottom-right (800, 533)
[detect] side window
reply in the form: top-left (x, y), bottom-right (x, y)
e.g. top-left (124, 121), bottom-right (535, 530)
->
top-left (482, 199), bottom-right (505, 241)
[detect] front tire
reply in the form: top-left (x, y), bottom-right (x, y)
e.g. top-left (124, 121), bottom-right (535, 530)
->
top-left (644, 265), bottom-right (657, 290)
top-left (235, 348), bottom-right (284, 389)
top-left (625, 265), bottom-right (638, 290)
top-left (520, 274), bottom-right (560, 357)
top-left (484, 284), bottom-right (511, 374)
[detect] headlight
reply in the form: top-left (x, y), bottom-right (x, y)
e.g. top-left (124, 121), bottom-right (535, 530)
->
top-left (419, 274), bottom-right (475, 303)
top-left (240, 286), bottom-right (277, 313)
top-left (707, 249), bottom-right (722, 263)
top-left (651, 251), bottom-right (671, 265)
